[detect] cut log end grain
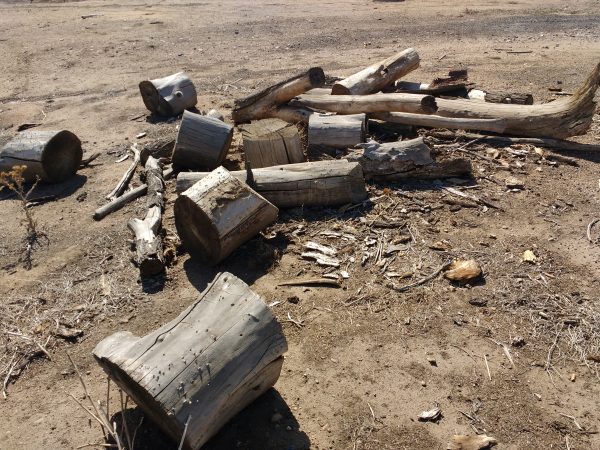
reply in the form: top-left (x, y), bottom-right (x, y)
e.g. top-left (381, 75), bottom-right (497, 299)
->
top-left (139, 72), bottom-right (197, 117)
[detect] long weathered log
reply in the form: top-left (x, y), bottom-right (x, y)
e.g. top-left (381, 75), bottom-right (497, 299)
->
top-left (93, 272), bottom-right (287, 450)
top-left (139, 72), bottom-right (197, 117)
top-left (435, 63), bottom-right (600, 138)
top-left (293, 92), bottom-right (437, 115)
top-left (371, 112), bottom-right (507, 133)
top-left (232, 68), bottom-right (325, 123)
top-left (176, 160), bottom-right (368, 208)
top-left (332, 48), bottom-right (420, 95)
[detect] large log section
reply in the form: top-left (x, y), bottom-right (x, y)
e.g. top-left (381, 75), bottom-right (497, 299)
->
top-left (139, 72), bottom-right (197, 117)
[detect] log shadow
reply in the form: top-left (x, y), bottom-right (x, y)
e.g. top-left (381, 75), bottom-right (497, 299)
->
top-left (278, 201), bottom-right (374, 224)
top-left (144, 107), bottom-right (201, 124)
top-left (112, 388), bottom-right (310, 450)
top-left (0, 174), bottom-right (87, 202)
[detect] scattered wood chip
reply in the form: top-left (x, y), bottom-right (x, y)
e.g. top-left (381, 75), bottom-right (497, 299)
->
top-left (522, 250), bottom-right (537, 263)
top-left (447, 434), bottom-right (497, 450)
top-left (418, 406), bottom-right (442, 422)
top-left (444, 259), bottom-right (482, 283)
top-left (301, 252), bottom-right (340, 267)
top-left (53, 325), bottom-right (83, 340)
top-left (303, 241), bottom-right (337, 256)
top-left (136, 132), bottom-right (147, 139)
top-left (505, 176), bottom-right (524, 190)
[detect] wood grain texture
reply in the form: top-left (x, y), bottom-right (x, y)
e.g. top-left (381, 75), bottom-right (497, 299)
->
top-left (139, 72), bottom-right (197, 117)
top-left (308, 113), bottom-right (366, 148)
top-left (241, 119), bottom-right (305, 168)
top-left (370, 112), bottom-right (507, 134)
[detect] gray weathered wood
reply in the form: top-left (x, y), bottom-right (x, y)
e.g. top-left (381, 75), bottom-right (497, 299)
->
top-left (93, 272), bottom-right (287, 450)
top-left (484, 90), bottom-right (533, 105)
top-left (370, 112), bottom-right (507, 133)
top-left (241, 119), bottom-right (305, 168)
top-left (308, 113), bottom-right (366, 148)
top-left (139, 72), bottom-right (197, 117)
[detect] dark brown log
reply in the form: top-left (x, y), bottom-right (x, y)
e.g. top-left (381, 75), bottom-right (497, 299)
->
top-left (484, 91), bottom-right (533, 105)
top-left (93, 272), bottom-right (287, 450)
top-left (139, 72), bottom-right (197, 117)
top-left (241, 119), bottom-right (305, 168)
top-left (308, 113), bottom-right (367, 148)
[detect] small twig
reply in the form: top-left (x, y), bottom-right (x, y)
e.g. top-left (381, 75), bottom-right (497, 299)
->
top-left (560, 413), bottom-right (584, 431)
top-left (106, 143), bottom-right (141, 200)
top-left (80, 152), bottom-right (102, 168)
top-left (2, 352), bottom-right (17, 399)
top-left (386, 260), bottom-right (451, 293)
top-left (483, 354), bottom-right (492, 381)
top-left (286, 312), bottom-right (305, 328)
top-left (587, 218), bottom-right (599, 243)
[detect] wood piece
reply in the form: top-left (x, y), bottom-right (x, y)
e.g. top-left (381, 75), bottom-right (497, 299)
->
top-left (484, 90), bottom-right (533, 105)
top-left (232, 68), bottom-right (325, 123)
top-left (278, 278), bottom-right (341, 288)
top-left (435, 63), bottom-right (600, 138)
top-left (374, 158), bottom-right (472, 181)
top-left (241, 119), bottom-right (305, 168)
top-left (308, 113), bottom-right (366, 148)
top-left (175, 167), bottom-right (278, 264)
top-left (172, 110), bottom-right (233, 171)
top-left (139, 72), bottom-right (197, 117)
top-left (0, 130), bottom-right (82, 183)
top-left (175, 160), bottom-right (368, 208)
top-left (332, 48), bottom-right (420, 95)
top-left (106, 143), bottom-right (141, 200)
top-left (93, 272), bottom-right (287, 450)
top-left (293, 92), bottom-right (437, 115)
top-left (127, 157), bottom-right (165, 277)
top-left (371, 112), bottom-right (507, 134)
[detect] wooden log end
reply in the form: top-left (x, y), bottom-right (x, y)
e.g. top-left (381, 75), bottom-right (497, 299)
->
top-left (330, 83), bottom-right (350, 96)
top-left (307, 67), bottom-right (326, 86)
top-left (139, 80), bottom-right (160, 114)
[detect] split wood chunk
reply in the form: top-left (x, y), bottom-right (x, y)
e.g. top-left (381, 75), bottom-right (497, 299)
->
top-left (444, 259), bottom-right (482, 283)
top-left (175, 160), bottom-right (368, 208)
top-left (241, 119), bottom-right (305, 168)
top-left (172, 110), bottom-right (234, 171)
top-left (484, 90), bottom-right (533, 105)
top-left (370, 112), bottom-right (507, 134)
top-left (175, 167), bottom-right (278, 264)
top-left (308, 113), bottom-right (367, 148)
top-left (332, 48), bottom-right (420, 95)
top-left (93, 272), bottom-right (287, 450)
top-left (0, 130), bottom-right (82, 183)
top-left (232, 68), bottom-right (325, 123)
top-left (447, 434), bottom-right (497, 450)
top-left (139, 72), bottom-right (197, 117)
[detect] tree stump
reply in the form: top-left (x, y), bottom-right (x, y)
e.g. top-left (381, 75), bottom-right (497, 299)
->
top-left (241, 119), bottom-right (305, 168)
top-left (139, 72), bottom-right (197, 117)
top-left (0, 130), bottom-right (82, 183)
top-left (93, 272), bottom-right (287, 450)
top-left (175, 167), bottom-right (278, 264)
top-left (308, 113), bottom-right (366, 148)
top-left (172, 111), bottom-right (234, 171)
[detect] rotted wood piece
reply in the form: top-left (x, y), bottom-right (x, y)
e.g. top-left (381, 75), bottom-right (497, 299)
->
top-left (93, 272), bottom-right (287, 450)
top-left (0, 130), bottom-right (82, 183)
top-left (308, 113), bottom-right (367, 148)
top-left (139, 72), bottom-right (197, 117)
top-left (241, 119), bottom-right (305, 168)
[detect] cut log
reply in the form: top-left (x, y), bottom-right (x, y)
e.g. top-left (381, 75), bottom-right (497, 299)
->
top-left (93, 272), bottom-right (287, 450)
top-left (308, 113), bottom-right (367, 148)
top-left (241, 119), bottom-right (305, 168)
top-left (176, 160), bottom-right (368, 208)
top-left (347, 137), bottom-right (471, 180)
top-left (435, 63), bottom-right (600, 138)
top-left (175, 167), bottom-right (278, 264)
top-left (332, 48), bottom-right (420, 95)
top-left (484, 90), bottom-right (533, 105)
top-left (232, 68), bottom-right (325, 123)
top-left (371, 112), bottom-right (507, 133)
top-left (0, 130), bottom-right (82, 183)
top-left (172, 110), bottom-right (234, 171)
top-left (139, 72), bottom-right (197, 117)
top-left (127, 156), bottom-right (165, 277)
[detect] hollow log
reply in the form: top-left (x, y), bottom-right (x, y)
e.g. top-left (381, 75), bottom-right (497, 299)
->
top-left (308, 113), bottom-right (367, 148)
top-left (93, 272), bottom-right (287, 450)
top-left (172, 110), bottom-right (234, 171)
top-left (371, 112), bottom-right (507, 133)
top-left (484, 90), bottom-right (533, 105)
top-left (241, 119), bottom-right (305, 168)
top-left (176, 160), bottom-right (368, 207)
top-left (127, 156), bottom-right (165, 277)
top-left (232, 68), bottom-right (325, 123)
top-left (175, 167), bottom-right (278, 264)
top-left (332, 48), bottom-right (420, 95)
top-left (435, 62), bottom-right (600, 138)
top-left (0, 130), bottom-right (82, 183)
top-left (139, 72), bottom-right (197, 117)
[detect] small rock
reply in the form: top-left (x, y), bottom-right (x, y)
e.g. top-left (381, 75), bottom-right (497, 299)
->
top-left (522, 250), bottom-right (537, 263)
top-left (136, 132), bottom-right (147, 139)
top-left (570, 373), bottom-right (577, 382)
top-left (427, 357), bottom-right (437, 367)
top-left (505, 177), bottom-right (524, 190)
top-left (418, 406), bottom-right (442, 422)
top-left (287, 295), bottom-right (300, 304)
top-left (469, 298), bottom-right (487, 307)
top-left (533, 393), bottom-right (542, 401)
top-left (444, 260), bottom-right (482, 283)
top-left (511, 336), bottom-right (525, 347)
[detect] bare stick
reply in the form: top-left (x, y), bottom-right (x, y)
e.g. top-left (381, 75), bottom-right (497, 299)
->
top-left (484, 354), bottom-right (492, 381)
top-left (559, 413), bottom-right (584, 431)
top-left (2, 352), bottom-right (17, 399)
top-left (587, 218), bottom-right (599, 243)
top-left (386, 260), bottom-right (451, 293)
top-left (106, 144), bottom-right (141, 200)
top-left (178, 414), bottom-right (192, 450)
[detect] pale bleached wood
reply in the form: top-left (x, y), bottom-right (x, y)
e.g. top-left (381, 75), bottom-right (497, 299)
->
top-left (106, 143), bottom-right (141, 200)
top-left (139, 72), bottom-right (197, 117)
top-left (175, 167), bottom-right (278, 264)
top-left (371, 112), bottom-right (507, 133)
top-left (93, 272), bottom-right (287, 450)
top-left (484, 90), bottom-right (533, 105)
top-left (176, 160), bottom-right (368, 207)
top-left (293, 92), bottom-right (437, 115)
top-left (241, 119), bottom-right (305, 168)
top-left (332, 48), bottom-right (420, 95)
top-left (0, 130), bottom-right (82, 183)
top-left (308, 113), bottom-right (366, 148)
top-left (172, 111), bottom-right (234, 171)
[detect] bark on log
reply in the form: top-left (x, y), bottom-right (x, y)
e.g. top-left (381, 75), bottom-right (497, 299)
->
top-left (175, 167), bottom-right (278, 264)
top-left (176, 160), bottom-right (368, 208)
top-left (308, 113), bottom-right (367, 148)
top-left (0, 130), bottom-right (82, 183)
top-left (241, 119), bottom-right (305, 168)
top-left (371, 112), bottom-right (507, 133)
top-left (435, 63), bottom-right (600, 138)
top-left (139, 72), bottom-right (197, 117)
top-left (172, 110), bottom-right (234, 171)
top-left (332, 48), bottom-right (420, 95)
top-left (93, 272), bottom-right (287, 450)
top-left (348, 137), bottom-right (471, 180)
top-left (127, 157), bottom-right (165, 277)
top-left (232, 68), bottom-right (325, 123)
top-left (484, 90), bottom-right (533, 105)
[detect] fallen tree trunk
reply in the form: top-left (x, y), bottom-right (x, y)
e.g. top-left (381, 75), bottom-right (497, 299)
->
top-left (175, 167), bottom-right (278, 264)
top-left (435, 63), bottom-right (600, 138)
top-left (232, 68), bottom-right (325, 123)
top-left (484, 90), bottom-right (534, 105)
top-left (332, 48), bottom-right (420, 95)
top-left (371, 112), bottom-right (507, 133)
top-left (93, 272), bottom-right (287, 450)
top-left (139, 72), bottom-right (197, 117)
top-left (127, 156), bottom-right (165, 277)
top-left (176, 160), bottom-right (368, 207)
top-left (0, 130), bottom-right (82, 183)
top-left (241, 119), bottom-right (305, 168)
top-left (308, 113), bottom-right (367, 148)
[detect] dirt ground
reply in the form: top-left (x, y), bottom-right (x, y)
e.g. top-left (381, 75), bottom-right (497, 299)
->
top-left (1, 0), bottom-right (600, 449)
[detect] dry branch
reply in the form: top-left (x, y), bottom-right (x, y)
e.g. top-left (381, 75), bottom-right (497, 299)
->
top-left (106, 144), bottom-right (141, 200)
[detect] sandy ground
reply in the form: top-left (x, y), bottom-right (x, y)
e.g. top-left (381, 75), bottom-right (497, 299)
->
top-left (1, 1), bottom-right (600, 449)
